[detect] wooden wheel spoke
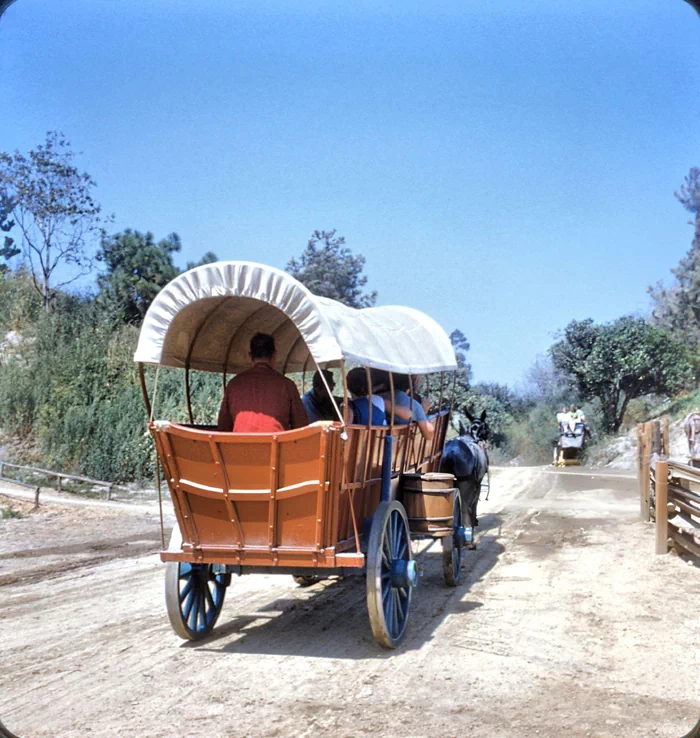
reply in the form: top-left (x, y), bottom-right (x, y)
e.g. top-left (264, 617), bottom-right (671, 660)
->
top-left (384, 588), bottom-right (394, 633)
top-left (204, 583), bottom-right (216, 615)
top-left (182, 585), bottom-right (196, 621)
top-left (392, 589), bottom-right (401, 633)
top-left (179, 575), bottom-right (195, 603)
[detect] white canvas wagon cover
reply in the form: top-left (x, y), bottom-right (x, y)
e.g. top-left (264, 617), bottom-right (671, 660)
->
top-left (134, 261), bottom-right (457, 375)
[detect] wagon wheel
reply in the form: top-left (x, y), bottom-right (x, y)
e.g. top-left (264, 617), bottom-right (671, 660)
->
top-left (366, 500), bottom-right (417, 649)
top-left (442, 493), bottom-right (464, 587)
top-left (292, 575), bottom-right (318, 587)
top-left (165, 560), bottom-right (229, 641)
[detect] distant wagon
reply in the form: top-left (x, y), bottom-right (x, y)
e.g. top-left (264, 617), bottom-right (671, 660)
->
top-left (134, 261), bottom-right (471, 648)
top-left (553, 419), bottom-right (587, 467)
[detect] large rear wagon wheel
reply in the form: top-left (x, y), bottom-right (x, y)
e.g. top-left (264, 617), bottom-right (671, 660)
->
top-left (442, 493), bottom-right (464, 587)
top-left (165, 561), bottom-right (229, 641)
top-left (366, 500), bottom-right (417, 649)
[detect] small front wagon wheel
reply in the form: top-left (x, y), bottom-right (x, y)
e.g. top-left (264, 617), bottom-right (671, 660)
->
top-left (442, 493), bottom-right (463, 587)
top-left (165, 561), bottom-right (228, 641)
top-left (366, 500), bottom-right (416, 649)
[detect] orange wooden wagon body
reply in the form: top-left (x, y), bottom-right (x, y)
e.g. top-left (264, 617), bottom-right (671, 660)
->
top-left (135, 261), bottom-right (461, 648)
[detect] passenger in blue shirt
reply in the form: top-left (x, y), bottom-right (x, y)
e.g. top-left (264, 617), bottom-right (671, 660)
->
top-left (374, 372), bottom-right (435, 440)
top-left (346, 368), bottom-right (387, 426)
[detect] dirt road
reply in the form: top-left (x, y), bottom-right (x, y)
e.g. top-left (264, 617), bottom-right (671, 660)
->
top-left (1, 466), bottom-right (699, 738)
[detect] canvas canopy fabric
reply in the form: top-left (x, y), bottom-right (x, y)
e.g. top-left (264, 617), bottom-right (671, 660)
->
top-left (133, 261), bottom-right (457, 375)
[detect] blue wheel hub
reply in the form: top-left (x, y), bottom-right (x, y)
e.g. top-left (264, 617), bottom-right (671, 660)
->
top-left (390, 559), bottom-right (418, 589)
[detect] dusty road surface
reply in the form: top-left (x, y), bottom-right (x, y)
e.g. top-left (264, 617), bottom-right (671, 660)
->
top-left (1, 466), bottom-right (699, 738)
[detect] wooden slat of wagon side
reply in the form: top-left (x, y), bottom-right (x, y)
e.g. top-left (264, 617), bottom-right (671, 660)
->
top-left (157, 428), bottom-right (200, 550)
top-left (313, 429), bottom-right (329, 553)
top-left (268, 436), bottom-right (279, 551)
top-left (207, 438), bottom-right (244, 547)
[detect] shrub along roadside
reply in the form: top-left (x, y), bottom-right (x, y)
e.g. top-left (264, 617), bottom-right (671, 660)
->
top-left (0, 273), bottom-right (222, 483)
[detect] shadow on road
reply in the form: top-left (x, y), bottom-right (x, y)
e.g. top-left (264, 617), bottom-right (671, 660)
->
top-left (192, 513), bottom-right (506, 659)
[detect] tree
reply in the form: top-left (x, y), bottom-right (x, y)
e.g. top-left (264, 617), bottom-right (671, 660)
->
top-left (0, 132), bottom-right (104, 311)
top-left (550, 316), bottom-right (693, 433)
top-left (96, 229), bottom-right (181, 324)
top-left (186, 251), bottom-right (219, 270)
top-left (519, 354), bottom-right (570, 406)
top-left (286, 230), bottom-right (377, 308)
top-left (445, 328), bottom-right (474, 426)
top-left (649, 168), bottom-right (700, 354)
top-left (0, 194), bottom-right (19, 274)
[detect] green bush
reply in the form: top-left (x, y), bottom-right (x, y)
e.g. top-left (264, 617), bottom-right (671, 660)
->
top-left (0, 273), bottom-right (227, 483)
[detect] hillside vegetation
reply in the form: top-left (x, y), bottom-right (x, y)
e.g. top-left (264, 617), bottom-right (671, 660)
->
top-left (0, 135), bottom-right (699, 480)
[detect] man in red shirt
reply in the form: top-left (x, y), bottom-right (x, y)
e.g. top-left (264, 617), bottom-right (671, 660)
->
top-left (217, 333), bottom-right (309, 433)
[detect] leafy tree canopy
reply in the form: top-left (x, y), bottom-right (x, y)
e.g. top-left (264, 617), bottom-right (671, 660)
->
top-left (448, 328), bottom-right (473, 413)
top-left (0, 132), bottom-right (104, 311)
top-left (550, 316), bottom-right (693, 433)
top-left (649, 168), bottom-right (700, 365)
top-left (286, 230), bottom-right (377, 308)
top-left (96, 229), bottom-right (181, 324)
top-left (186, 251), bottom-right (218, 270)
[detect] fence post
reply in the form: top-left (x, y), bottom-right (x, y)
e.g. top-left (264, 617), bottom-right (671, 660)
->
top-left (57, 475), bottom-right (62, 492)
top-left (637, 424), bottom-right (645, 520)
top-left (107, 484), bottom-right (113, 501)
top-left (33, 486), bottom-right (40, 508)
top-left (655, 460), bottom-right (668, 554)
top-left (645, 422), bottom-right (654, 522)
top-left (662, 417), bottom-right (669, 457)
top-left (651, 420), bottom-right (662, 456)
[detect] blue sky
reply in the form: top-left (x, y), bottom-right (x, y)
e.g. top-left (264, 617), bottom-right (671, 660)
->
top-left (1, 0), bottom-right (699, 385)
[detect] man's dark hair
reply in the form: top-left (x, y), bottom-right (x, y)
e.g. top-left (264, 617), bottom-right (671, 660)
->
top-left (312, 369), bottom-right (334, 394)
top-left (250, 333), bottom-right (276, 360)
top-left (392, 374), bottom-right (411, 393)
top-left (346, 367), bottom-right (369, 396)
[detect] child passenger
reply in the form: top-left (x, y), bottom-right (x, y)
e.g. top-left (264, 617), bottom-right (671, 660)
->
top-left (345, 368), bottom-right (387, 426)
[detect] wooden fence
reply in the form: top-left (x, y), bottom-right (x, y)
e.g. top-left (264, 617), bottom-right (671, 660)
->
top-left (637, 418), bottom-right (700, 557)
top-left (636, 418), bottom-right (669, 523)
top-left (0, 460), bottom-right (126, 507)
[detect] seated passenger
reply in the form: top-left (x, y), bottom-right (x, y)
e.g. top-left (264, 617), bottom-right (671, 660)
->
top-left (556, 406), bottom-right (570, 433)
top-left (568, 404), bottom-right (583, 433)
top-left (375, 372), bottom-right (435, 440)
top-left (217, 333), bottom-right (308, 432)
top-left (346, 367), bottom-right (387, 426)
top-left (302, 370), bottom-right (339, 423)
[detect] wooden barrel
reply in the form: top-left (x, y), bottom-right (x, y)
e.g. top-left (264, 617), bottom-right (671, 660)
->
top-left (400, 472), bottom-right (457, 536)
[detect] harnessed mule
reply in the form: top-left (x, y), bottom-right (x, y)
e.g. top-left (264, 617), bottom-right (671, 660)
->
top-left (440, 409), bottom-right (490, 549)
top-left (684, 412), bottom-right (700, 458)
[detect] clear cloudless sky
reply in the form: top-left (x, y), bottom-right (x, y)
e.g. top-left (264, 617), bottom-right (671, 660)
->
top-left (1, 0), bottom-right (699, 386)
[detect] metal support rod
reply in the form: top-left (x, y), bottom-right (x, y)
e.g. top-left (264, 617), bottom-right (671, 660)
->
top-left (365, 366), bottom-right (373, 428)
top-left (313, 360), bottom-right (344, 425)
top-left (184, 366), bottom-right (194, 424)
top-left (341, 364), bottom-right (350, 425)
top-left (137, 363), bottom-right (152, 418)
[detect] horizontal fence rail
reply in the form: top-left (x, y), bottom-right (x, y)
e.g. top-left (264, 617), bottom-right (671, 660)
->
top-left (0, 460), bottom-right (128, 507)
top-left (638, 418), bottom-right (700, 558)
top-left (656, 460), bottom-right (700, 558)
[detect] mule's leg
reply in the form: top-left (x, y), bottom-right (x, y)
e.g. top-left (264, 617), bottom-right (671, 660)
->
top-left (457, 479), bottom-right (479, 549)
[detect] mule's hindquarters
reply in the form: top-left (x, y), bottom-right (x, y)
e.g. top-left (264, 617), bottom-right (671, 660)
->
top-left (456, 477), bottom-right (480, 529)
